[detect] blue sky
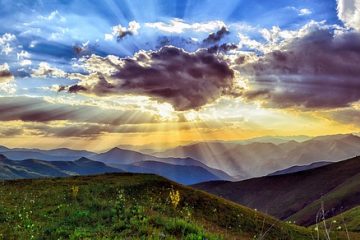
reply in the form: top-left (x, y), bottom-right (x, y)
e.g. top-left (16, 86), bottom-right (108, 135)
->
top-left (0, 0), bottom-right (359, 150)
top-left (0, 0), bottom-right (341, 62)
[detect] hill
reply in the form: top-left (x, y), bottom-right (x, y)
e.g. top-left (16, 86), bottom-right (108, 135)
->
top-left (0, 173), bottom-right (346, 240)
top-left (268, 161), bottom-right (332, 176)
top-left (318, 206), bottom-right (360, 232)
top-left (0, 155), bottom-right (121, 179)
top-left (116, 161), bottom-right (222, 185)
top-left (194, 156), bottom-right (360, 226)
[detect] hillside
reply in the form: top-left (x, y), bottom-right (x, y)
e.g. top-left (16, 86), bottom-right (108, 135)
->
top-left (194, 156), bottom-right (360, 226)
top-left (268, 161), bottom-right (332, 176)
top-left (0, 173), bottom-right (350, 240)
top-left (319, 206), bottom-right (360, 232)
top-left (115, 161), bottom-right (222, 185)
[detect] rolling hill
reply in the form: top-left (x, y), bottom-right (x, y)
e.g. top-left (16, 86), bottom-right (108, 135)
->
top-left (115, 161), bottom-right (222, 185)
top-left (194, 156), bottom-right (360, 226)
top-left (0, 173), bottom-right (347, 239)
top-left (268, 161), bottom-right (332, 176)
top-left (319, 206), bottom-right (360, 232)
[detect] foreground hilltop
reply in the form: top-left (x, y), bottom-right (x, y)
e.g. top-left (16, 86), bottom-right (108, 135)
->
top-left (0, 173), bottom-right (320, 240)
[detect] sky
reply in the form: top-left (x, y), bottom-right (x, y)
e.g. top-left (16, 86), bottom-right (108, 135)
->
top-left (0, 0), bottom-right (359, 151)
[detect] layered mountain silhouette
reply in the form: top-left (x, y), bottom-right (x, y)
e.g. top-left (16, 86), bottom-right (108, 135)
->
top-left (194, 155), bottom-right (360, 226)
top-left (1, 133), bottom-right (359, 185)
top-left (156, 134), bottom-right (360, 177)
top-left (0, 154), bottom-right (121, 179)
top-left (0, 148), bottom-right (232, 184)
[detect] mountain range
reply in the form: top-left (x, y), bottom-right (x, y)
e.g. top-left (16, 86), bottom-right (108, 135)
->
top-left (155, 134), bottom-right (360, 177)
top-left (0, 149), bottom-right (231, 184)
top-left (194, 155), bottom-right (360, 226)
top-left (1, 133), bottom-right (360, 184)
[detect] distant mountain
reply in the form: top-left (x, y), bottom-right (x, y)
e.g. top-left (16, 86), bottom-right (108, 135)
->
top-left (156, 134), bottom-right (360, 177)
top-left (0, 145), bottom-right (234, 184)
top-left (194, 156), bottom-right (360, 226)
top-left (90, 147), bottom-right (158, 164)
top-left (267, 161), bottom-right (332, 176)
top-left (0, 147), bottom-right (94, 161)
top-left (115, 161), bottom-right (222, 185)
top-left (90, 147), bottom-right (234, 183)
top-left (0, 155), bottom-right (121, 179)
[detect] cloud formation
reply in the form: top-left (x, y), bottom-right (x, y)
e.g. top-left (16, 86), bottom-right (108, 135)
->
top-left (330, 109), bottom-right (360, 127)
top-left (0, 97), bottom-right (157, 125)
top-left (0, 63), bottom-right (13, 83)
top-left (104, 21), bottom-right (140, 41)
top-left (337, 0), bottom-right (360, 31)
top-left (145, 19), bottom-right (225, 34)
top-left (65, 46), bottom-right (238, 111)
top-left (203, 26), bottom-right (230, 45)
top-left (242, 28), bottom-right (360, 109)
top-left (0, 33), bottom-right (16, 55)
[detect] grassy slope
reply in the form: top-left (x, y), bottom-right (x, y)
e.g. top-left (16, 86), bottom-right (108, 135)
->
top-left (321, 206), bottom-right (360, 232)
top-left (0, 173), bottom-right (320, 240)
top-left (288, 172), bottom-right (360, 226)
top-left (194, 156), bottom-right (360, 225)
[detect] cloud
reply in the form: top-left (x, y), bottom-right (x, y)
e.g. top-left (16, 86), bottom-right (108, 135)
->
top-left (202, 26), bottom-right (230, 45)
top-left (64, 46), bottom-right (239, 111)
top-left (241, 27), bottom-right (360, 109)
top-left (0, 63), bottom-right (13, 83)
top-left (31, 62), bottom-right (67, 78)
top-left (145, 18), bottom-right (225, 34)
top-left (0, 97), bottom-right (157, 125)
top-left (289, 7), bottom-right (312, 16)
top-left (330, 108), bottom-right (360, 127)
top-left (0, 127), bottom-right (23, 137)
top-left (337, 0), bottom-right (360, 31)
top-left (207, 43), bottom-right (238, 54)
top-left (0, 33), bottom-right (16, 55)
top-left (104, 21), bottom-right (140, 41)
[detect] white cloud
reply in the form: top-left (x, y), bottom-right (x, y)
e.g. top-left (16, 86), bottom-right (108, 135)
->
top-left (299, 8), bottom-right (312, 16)
top-left (31, 62), bottom-right (67, 78)
top-left (145, 18), bottom-right (226, 33)
top-left (337, 0), bottom-right (360, 31)
top-left (0, 33), bottom-right (16, 55)
top-left (104, 21), bottom-right (140, 41)
top-left (39, 10), bottom-right (66, 22)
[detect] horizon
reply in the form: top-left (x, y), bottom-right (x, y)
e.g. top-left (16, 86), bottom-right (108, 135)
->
top-left (0, 0), bottom-right (360, 151)
top-left (0, 132), bottom-right (359, 153)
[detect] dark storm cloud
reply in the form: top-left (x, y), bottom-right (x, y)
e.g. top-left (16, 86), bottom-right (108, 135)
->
top-left (0, 67), bottom-right (12, 83)
top-left (67, 46), bottom-right (237, 111)
top-left (203, 26), bottom-right (230, 45)
top-left (207, 43), bottom-right (238, 53)
top-left (242, 29), bottom-right (360, 109)
top-left (0, 97), bottom-right (157, 125)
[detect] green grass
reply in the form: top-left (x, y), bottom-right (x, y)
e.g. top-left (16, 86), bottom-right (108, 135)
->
top-left (288, 172), bottom-right (360, 227)
top-left (0, 173), bottom-right (355, 239)
top-left (316, 206), bottom-right (360, 233)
